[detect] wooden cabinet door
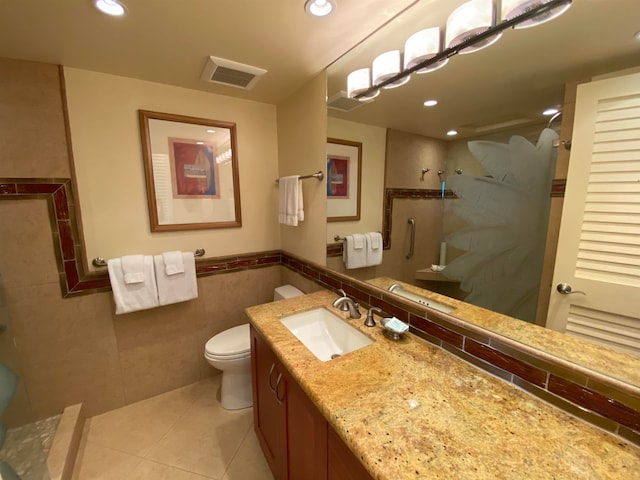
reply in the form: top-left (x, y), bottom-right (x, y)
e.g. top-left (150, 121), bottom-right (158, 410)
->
top-left (251, 326), bottom-right (288, 480)
top-left (328, 426), bottom-right (373, 480)
top-left (287, 375), bottom-right (328, 480)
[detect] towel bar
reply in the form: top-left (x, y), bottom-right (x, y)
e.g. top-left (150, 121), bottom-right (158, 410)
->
top-left (334, 232), bottom-right (381, 242)
top-left (92, 248), bottom-right (205, 267)
top-left (275, 171), bottom-right (324, 184)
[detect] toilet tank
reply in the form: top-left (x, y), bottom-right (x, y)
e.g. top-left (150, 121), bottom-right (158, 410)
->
top-left (274, 284), bottom-right (304, 301)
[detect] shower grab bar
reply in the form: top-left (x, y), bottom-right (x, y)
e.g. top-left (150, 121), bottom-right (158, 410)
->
top-left (406, 217), bottom-right (415, 259)
top-left (92, 248), bottom-right (205, 267)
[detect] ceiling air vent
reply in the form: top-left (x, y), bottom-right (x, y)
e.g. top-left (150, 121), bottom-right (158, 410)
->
top-left (326, 91), bottom-right (368, 112)
top-left (200, 56), bottom-right (267, 90)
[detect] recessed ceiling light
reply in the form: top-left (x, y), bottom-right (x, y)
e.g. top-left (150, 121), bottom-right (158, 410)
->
top-left (304, 0), bottom-right (335, 17)
top-left (543, 108), bottom-right (560, 116)
top-left (206, 129), bottom-right (216, 133)
top-left (94, 0), bottom-right (126, 16)
top-left (447, 129), bottom-right (458, 136)
top-left (423, 99), bottom-right (438, 107)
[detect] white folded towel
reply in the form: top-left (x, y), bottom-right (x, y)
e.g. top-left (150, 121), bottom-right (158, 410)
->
top-left (369, 231), bottom-right (382, 250)
top-left (343, 235), bottom-right (369, 269)
top-left (162, 250), bottom-right (184, 275)
top-left (365, 232), bottom-right (383, 266)
top-left (278, 176), bottom-right (304, 226)
top-left (154, 252), bottom-right (198, 306)
top-left (108, 256), bottom-right (159, 314)
top-left (352, 233), bottom-right (365, 250)
top-left (121, 255), bottom-right (145, 284)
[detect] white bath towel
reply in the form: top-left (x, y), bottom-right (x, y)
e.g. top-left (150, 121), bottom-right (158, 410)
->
top-left (162, 250), bottom-right (184, 275)
top-left (108, 256), bottom-right (159, 314)
top-left (365, 232), bottom-right (383, 266)
top-left (278, 176), bottom-right (304, 226)
top-left (154, 252), bottom-right (198, 306)
top-left (343, 234), bottom-right (369, 269)
top-left (352, 233), bottom-right (365, 250)
top-left (121, 254), bottom-right (145, 284)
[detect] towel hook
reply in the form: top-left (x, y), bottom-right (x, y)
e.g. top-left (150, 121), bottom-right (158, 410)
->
top-left (420, 168), bottom-right (430, 181)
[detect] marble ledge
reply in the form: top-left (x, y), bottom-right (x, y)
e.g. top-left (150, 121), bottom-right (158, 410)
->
top-left (246, 290), bottom-right (640, 480)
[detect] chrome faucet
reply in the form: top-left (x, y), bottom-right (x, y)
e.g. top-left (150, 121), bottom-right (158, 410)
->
top-left (332, 294), bottom-right (361, 319)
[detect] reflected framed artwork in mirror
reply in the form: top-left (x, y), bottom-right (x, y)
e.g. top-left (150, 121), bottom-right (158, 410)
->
top-left (139, 110), bottom-right (242, 231)
top-left (326, 138), bottom-right (361, 222)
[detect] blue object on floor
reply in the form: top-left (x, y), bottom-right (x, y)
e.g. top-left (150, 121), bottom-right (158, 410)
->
top-left (0, 362), bottom-right (18, 450)
top-left (0, 461), bottom-right (21, 480)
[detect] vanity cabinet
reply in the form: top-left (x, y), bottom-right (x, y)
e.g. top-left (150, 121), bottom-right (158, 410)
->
top-left (250, 325), bottom-right (372, 480)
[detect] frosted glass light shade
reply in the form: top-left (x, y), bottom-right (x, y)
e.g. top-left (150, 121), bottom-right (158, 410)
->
top-left (446, 0), bottom-right (502, 54)
top-left (404, 27), bottom-right (449, 73)
top-left (501, 0), bottom-right (571, 28)
top-left (372, 50), bottom-right (410, 89)
top-left (94, 0), bottom-right (126, 16)
top-left (347, 68), bottom-right (379, 101)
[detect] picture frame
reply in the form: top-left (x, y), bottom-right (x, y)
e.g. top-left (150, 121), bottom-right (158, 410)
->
top-left (326, 138), bottom-right (361, 222)
top-left (139, 110), bottom-right (242, 231)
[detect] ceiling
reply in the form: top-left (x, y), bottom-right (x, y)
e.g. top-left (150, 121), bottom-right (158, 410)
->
top-left (1, 1), bottom-right (638, 139)
top-left (0, 0), bottom-right (417, 104)
top-left (326, 0), bottom-right (640, 140)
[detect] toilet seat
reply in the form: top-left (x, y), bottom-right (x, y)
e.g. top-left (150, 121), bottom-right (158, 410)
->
top-left (205, 324), bottom-right (250, 359)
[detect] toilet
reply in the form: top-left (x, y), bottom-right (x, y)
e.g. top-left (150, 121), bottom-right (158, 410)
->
top-left (204, 284), bottom-right (304, 410)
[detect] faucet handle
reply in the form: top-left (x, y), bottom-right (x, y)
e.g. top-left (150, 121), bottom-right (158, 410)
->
top-left (336, 289), bottom-right (350, 311)
top-left (364, 307), bottom-right (382, 327)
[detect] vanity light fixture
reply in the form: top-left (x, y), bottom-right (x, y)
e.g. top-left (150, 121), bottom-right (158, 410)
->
top-left (502, 0), bottom-right (572, 29)
top-left (93, 0), bottom-right (126, 16)
top-left (346, 0), bottom-right (572, 101)
top-left (404, 28), bottom-right (448, 73)
top-left (446, 0), bottom-right (502, 54)
top-left (304, 0), bottom-right (336, 17)
top-left (347, 68), bottom-right (379, 101)
top-left (372, 50), bottom-right (410, 89)
top-left (423, 99), bottom-right (438, 107)
top-left (543, 107), bottom-right (560, 115)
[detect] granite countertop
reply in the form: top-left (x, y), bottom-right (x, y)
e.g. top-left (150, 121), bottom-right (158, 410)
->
top-left (246, 290), bottom-right (640, 480)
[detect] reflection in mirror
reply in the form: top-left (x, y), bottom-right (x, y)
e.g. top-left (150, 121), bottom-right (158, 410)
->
top-left (325, 0), bottom-right (640, 385)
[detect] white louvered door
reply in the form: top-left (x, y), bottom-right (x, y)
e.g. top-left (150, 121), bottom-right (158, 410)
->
top-left (546, 71), bottom-right (640, 357)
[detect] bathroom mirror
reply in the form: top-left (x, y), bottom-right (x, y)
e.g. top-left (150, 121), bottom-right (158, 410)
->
top-left (324, 0), bottom-right (640, 382)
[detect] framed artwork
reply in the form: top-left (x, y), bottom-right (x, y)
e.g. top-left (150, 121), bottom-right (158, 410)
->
top-left (139, 110), bottom-right (242, 231)
top-left (326, 138), bottom-right (361, 222)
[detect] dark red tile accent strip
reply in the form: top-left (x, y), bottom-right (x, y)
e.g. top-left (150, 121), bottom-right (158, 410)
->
top-left (465, 339), bottom-right (548, 387)
top-left (548, 376), bottom-right (640, 432)
top-left (410, 314), bottom-right (464, 349)
top-left (382, 188), bottom-right (456, 249)
top-left (551, 178), bottom-right (567, 197)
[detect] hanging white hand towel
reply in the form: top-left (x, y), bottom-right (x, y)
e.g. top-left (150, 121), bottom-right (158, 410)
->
top-left (365, 232), bottom-right (383, 266)
top-left (154, 252), bottom-right (198, 306)
top-left (162, 250), bottom-right (185, 275)
top-left (278, 175), bottom-right (303, 226)
top-left (107, 256), bottom-right (159, 315)
top-left (343, 234), bottom-right (368, 269)
top-left (121, 254), bottom-right (145, 284)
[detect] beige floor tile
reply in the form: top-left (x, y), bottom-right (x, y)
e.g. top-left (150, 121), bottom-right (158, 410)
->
top-left (129, 459), bottom-right (213, 479)
top-left (72, 441), bottom-right (143, 480)
top-left (144, 399), bottom-right (253, 478)
top-left (84, 379), bottom-right (208, 456)
top-left (222, 428), bottom-right (274, 480)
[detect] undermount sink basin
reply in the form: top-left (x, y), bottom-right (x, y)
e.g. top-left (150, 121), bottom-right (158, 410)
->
top-left (280, 308), bottom-right (373, 362)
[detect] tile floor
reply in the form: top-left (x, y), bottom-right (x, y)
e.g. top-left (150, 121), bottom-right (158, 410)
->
top-left (72, 376), bottom-right (274, 480)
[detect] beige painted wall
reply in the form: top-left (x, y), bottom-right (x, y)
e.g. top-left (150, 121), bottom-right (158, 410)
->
top-left (277, 72), bottom-right (328, 265)
top-left (64, 68), bottom-right (281, 266)
top-left (326, 117), bottom-right (386, 244)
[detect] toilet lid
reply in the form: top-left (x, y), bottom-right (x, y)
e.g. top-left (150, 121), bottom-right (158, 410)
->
top-left (205, 324), bottom-right (250, 357)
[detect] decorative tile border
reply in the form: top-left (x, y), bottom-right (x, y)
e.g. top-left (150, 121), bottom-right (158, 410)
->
top-left (280, 251), bottom-right (640, 445)
top-left (0, 178), bottom-right (281, 297)
top-left (326, 180), bottom-right (568, 256)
